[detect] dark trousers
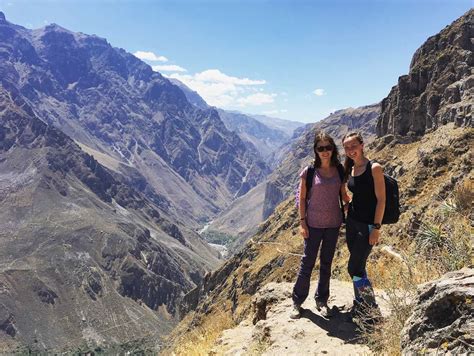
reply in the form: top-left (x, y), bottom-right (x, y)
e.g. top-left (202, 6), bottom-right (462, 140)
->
top-left (292, 227), bottom-right (340, 305)
top-left (346, 216), bottom-right (376, 306)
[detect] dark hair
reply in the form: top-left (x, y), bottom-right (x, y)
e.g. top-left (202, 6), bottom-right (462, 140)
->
top-left (341, 132), bottom-right (364, 181)
top-left (313, 132), bottom-right (340, 168)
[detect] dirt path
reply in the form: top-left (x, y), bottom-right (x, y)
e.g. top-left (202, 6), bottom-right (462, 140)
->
top-left (210, 279), bottom-right (389, 355)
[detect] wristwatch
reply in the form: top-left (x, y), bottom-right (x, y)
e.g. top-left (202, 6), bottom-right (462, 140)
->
top-left (373, 223), bottom-right (382, 230)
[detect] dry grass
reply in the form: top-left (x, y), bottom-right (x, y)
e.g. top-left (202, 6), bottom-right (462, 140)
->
top-left (169, 312), bottom-right (234, 356)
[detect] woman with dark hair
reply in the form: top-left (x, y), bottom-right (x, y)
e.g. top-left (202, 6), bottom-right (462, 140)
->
top-left (290, 132), bottom-right (350, 319)
top-left (342, 132), bottom-right (385, 323)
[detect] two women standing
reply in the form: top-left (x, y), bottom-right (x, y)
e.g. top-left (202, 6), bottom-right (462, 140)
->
top-left (291, 131), bottom-right (385, 324)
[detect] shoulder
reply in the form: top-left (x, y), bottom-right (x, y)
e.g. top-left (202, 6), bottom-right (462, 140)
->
top-left (370, 162), bottom-right (384, 177)
top-left (299, 166), bottom-right (309, 179)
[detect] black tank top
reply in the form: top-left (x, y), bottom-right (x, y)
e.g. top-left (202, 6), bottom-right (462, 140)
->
top-left (347, 161), bottom-right (377, 224)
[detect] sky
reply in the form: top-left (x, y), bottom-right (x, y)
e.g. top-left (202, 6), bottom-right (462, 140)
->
top-left (0, 0), bottom-right (471, 123)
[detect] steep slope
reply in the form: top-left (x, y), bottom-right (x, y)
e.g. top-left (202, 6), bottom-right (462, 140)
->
top-left (207, 104), bottom-right (380, 251)
top-left (377, 9), bottom-right (473, 136)
top-left (0, 12), bottom-right (269, 227)
top-left (0, 88), bottom-right (219, 352)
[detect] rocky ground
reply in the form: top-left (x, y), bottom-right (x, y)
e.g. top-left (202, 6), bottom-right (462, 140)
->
top-left (210, 280), bottom-right (389, 356)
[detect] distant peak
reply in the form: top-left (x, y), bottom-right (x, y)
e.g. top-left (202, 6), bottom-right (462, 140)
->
top-left (43, 23), bottom-right (69, 33)
top-left (0, 11), bottom-right (6, 22)
top-left (45, 23), bottom-right (60, 29)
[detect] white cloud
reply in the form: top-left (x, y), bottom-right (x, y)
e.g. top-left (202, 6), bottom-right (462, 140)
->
top-left (313, 88), bottom-right (325, 96)
top-left (168, 69), bottom-right (271, 108)
top-left (237, 93), bottom-right (276, 106)
top-left (262, 109), bottom-right (288, 115)
top-left (134, 51), bottom-right (168, 62)
top-left (194, 69), bottom-right (265, 86)
top-left (152, 65), bottom-right (187, 72)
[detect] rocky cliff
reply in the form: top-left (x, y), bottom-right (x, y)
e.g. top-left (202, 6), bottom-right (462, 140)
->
top-left (377, 9), bottom-right (473, 137)
top-left (401, 268), bottom-right (473, 355)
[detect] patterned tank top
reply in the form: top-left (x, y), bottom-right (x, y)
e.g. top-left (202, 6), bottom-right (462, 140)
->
top-left (300, 166), bottom-right (342, 228)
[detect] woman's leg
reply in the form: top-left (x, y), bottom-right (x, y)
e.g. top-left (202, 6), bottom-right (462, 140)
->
top-left (345, 217), bottom-right (376, 307)
top-left (315, 227), bottom-right (340, 303)
top-left (292, 227), bottom-right (324, 306)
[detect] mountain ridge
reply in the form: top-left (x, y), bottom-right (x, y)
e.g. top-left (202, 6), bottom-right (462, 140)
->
top-left (0, 12), bottom-right (269, 227)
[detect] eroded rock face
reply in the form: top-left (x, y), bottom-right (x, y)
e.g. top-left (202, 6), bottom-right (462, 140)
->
top-left (401, 268), bottom-right (474, 355)
top-left (377, 9), bottom-right (473, 137)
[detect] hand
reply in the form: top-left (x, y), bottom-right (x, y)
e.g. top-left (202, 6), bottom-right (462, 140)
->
top-left (300, 221), bottom-right (309, 239)
top-left (369, 228), bottom-right (380, 246)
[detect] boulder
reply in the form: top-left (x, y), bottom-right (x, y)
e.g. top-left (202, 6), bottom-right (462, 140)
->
top-left (401, 268), bottom-right (474, 354)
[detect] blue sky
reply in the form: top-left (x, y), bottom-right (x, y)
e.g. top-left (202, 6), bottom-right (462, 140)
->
top-left (0, 0), bottom-right (471, 123)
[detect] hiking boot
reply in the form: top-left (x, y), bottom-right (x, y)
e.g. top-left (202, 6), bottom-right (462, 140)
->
top-left (290, 303), bottom-right (302, 319)
top-left (316, 300), bottom-right (333, 318)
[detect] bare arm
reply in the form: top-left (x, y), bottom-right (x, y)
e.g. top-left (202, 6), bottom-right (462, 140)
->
top-left (298, 177), bottom-right (309, 239)
top-left (340, 183), bottom-right (351, 204)
top-left (369, 163), bottom-right (386, 245)
top-left (372, 163), bottom-right (386, 225)
top-left (299, 177), bottom-right (307, 219)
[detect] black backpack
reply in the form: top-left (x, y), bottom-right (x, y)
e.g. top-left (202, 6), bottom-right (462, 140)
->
top-left (303, 163), bottom-right (346, 223)
top-left (369, 161), bottom-right (400, 224)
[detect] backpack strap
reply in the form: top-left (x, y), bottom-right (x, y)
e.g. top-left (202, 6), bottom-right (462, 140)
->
top-left (305, 163), bottom-right (315, 195)
top-left (336, 163), bottom-right (344, 183)
top-left (336, 163), bottom-right (346, 223)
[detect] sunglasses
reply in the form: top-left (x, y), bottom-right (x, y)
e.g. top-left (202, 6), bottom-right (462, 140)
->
top-left (316, 145), bottom-right (333, 152)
